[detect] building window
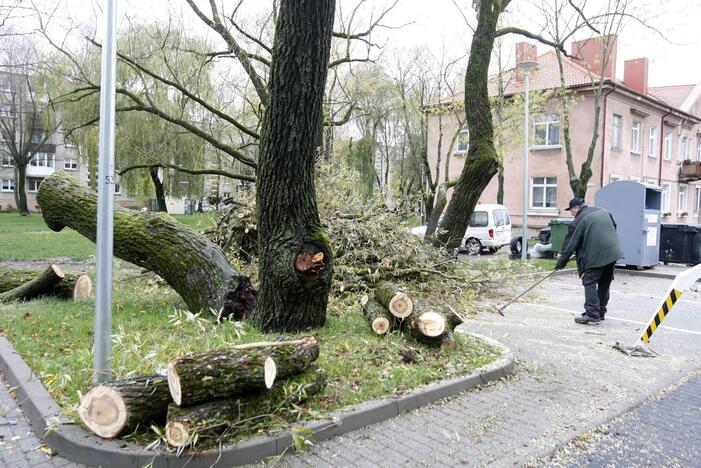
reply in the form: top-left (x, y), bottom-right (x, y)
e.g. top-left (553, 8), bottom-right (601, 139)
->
top-left (648, 127), bottom-right (657, 157)
top-left (64, 158), bottom-right (78, 170)
top-left (31, 131), bottom-right (47, 144)
top-left (698, 137), bottom-right (701, 161)
top-left (1, 178), bottom-right (14, 192)
top-left (533, 115), bottom-right (560, 147)
top-left (694, 186), bottom-right (701, 216)
top-left (531, 177), bottom-right (557, 208)
top-left (114, 182), bottom-right (121, 195)
top-left (1, 155), bottom-right (12, 167)
top-left (680, 136), bottom-right (690, 161)
top-left (0, 105), bottom-right (12, 117)
top-left (631, 120), bottom-right (641, 154)
top-left (27, 178), bottom-right (43, 193)
top-left (0, 77), bottom-right (11, 93)
top-left (664, 131), bottom-right (672, 160)
top-left (678, 184), bottom-right (689, 214)
top-left (612, 114), bottom-right (623, 149)
top-left (30, 152), bottom-right (54, 168)
top-left (661, 182), bottom-right (672, 213)
top-left (455, 129), bottom-right (469, 155)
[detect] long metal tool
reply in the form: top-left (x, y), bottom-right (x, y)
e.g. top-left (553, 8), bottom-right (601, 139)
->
top-left (498, 270), bottom-right (559, 315)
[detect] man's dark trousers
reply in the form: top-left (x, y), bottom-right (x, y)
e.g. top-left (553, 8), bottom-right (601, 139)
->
top-left (581, 262), bottom-right (616, 319)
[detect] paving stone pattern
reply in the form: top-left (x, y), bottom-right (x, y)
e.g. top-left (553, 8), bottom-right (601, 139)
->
top-left (547, 372), bottom-right (701, 467)
top-left (0, 374), bottom-right (83, 467)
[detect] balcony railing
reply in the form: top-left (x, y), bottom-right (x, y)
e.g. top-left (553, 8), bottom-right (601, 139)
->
top-left (679, 160), bottom-right (701, 182)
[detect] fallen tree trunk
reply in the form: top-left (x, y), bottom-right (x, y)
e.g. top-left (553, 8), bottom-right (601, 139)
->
top-left (360, 295), bottom-right (394, 335)
top-left (77, 374), bottom-right (171, 439)
top-left (37, 172), bottom-right (255, 320)
top-left (167, 337), bottom-right (320, 407)
top-left (0, 265), bottom-right (64, 303)
top-left (374, 282), bottom-right (413, 319)
top-left (404, 305), bottom-right (464, 347)
top-left (0, 267), bottom-right (91, 301)
top-left (165, 366), bottom-right (327, 448)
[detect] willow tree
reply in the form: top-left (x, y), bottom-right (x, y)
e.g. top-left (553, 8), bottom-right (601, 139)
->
top-left (250, 0), bottom-right (336, 331)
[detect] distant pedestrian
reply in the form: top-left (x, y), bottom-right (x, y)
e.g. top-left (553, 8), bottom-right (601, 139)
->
top-left (555, 197), bottom-right (624, 324)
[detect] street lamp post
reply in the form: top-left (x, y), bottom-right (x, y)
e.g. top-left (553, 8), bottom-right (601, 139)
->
top-left (516, 60), bottom-right (538, 261)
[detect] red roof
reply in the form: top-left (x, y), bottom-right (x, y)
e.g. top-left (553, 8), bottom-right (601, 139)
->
top-left (647, 85), bottom-right (695, 109)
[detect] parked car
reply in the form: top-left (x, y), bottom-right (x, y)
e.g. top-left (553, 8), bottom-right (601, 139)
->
top-left (410, 204), bottom-right (512, 255)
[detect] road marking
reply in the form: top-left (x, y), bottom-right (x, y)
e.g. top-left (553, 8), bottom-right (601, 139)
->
top-left (607, 289), bottom-right (701, 306)
top-left (522, 303), bottom-right (701, 337)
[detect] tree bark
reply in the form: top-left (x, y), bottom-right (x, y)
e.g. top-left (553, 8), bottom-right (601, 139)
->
top-left (77, 374), bottom-right (171, 439)
top-left (149, 165), bottom-right (168, 213)
top-left (425, 184), bottom-right (447, 240)
top-left (360, 295), bottom-right (395, 335)
top-left (37, 172), bottom-right (255, 319)
top-left (436, 0), bottom-right (506, 248)
top-left (374, 282), bottom-right (414, 319)
top-left (0, 267), bottom-right (91, 301)
top-left (167, 337), bottom-right (319, 407)
top-left (16, 163), bottom-right (28, 215)
top-left (404, 304), bottom-right (464, 347)
top-left (251, 0), bottom-right (336, 332)
top-left (0, 264), bottom-right (64, 302)
top-left (165, 366), bottom-right (327, 448)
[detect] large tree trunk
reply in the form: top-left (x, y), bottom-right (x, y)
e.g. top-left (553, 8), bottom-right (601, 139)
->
top-left (0, 264), bottom-right (64, 302)
top-left (16, 163), bottom-right (29, 216)
top-left (436, 0), bottom-right (504, 248)
top-left (167, 337), bottom-right (319, 407)
top-left (0, 267), bottom-right (91, 301)
top-left (149, 165), bottom-right (168, 213)
top-left (78, 374), bottom-right (171, 439)
top-left (424, 183), bottom-right (447, 240)
top-left (36, 172), bottom-right (255, 319)
top-left (251, 0), bottom-right (335, 332)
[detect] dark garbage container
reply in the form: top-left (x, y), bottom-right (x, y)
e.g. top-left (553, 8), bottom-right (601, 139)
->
top-left (659, 224), bottom-right (701, 265)
top-left (549, 218), bottom-right (573, 252)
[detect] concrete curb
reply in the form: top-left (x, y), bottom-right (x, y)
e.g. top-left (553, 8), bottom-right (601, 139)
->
top-left (0, 331), bottom-right (513, 467)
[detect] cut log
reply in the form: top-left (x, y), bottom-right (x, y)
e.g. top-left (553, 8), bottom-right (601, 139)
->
top-left (0, 265), bottom-right (64, 303)
top-left (374, 282), bottom-right (413, 319)
top-left (0, 267), bottom-right (91, 301)
top-left (404, 305), bottom-right (464, 347)
top-left (77, 374), bottom-right (171, 439)
top-left (361, 295), bottom-right (394, 335)
top-left (36, 172), bottom-right (255, 319)
top-left (167, 336), bottom-right (319, 407)
top-left (165, 366), bottom-right (327, 448)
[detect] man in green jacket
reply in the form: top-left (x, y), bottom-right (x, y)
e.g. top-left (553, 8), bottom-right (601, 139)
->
top-left (555, 198), bottom-right (624, 324)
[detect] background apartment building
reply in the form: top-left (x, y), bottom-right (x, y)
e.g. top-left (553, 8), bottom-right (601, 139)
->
top-left (427, 35), bottom-right (701, 231)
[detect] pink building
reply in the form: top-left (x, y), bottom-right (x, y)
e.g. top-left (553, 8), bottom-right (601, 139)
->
top-left (426, 36), bottom-right (701, 231)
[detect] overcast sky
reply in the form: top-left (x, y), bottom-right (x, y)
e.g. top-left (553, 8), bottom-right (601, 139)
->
top-left (35, 0), bottom-right (701, 87)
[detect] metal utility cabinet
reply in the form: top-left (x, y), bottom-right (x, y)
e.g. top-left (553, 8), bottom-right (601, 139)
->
top-left (594, 181), bottom-right (662, 268)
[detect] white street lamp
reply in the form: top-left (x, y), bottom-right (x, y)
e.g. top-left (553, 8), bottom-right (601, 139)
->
top-left (516, 60), bottom-right (538, 261)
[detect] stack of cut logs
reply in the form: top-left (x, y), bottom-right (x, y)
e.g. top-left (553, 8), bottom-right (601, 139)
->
top-left (362, 282), bottom-right (464, 348)
top-left (0, 265), bottom-right (92, 303)
top-left (77, 336), bottom-right (324, 448)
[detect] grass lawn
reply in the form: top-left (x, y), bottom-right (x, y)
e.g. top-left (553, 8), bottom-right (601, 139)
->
top-left (0, 275), bottom-right (498, 446)
top-left (0, 212), bottom-right (214, 262)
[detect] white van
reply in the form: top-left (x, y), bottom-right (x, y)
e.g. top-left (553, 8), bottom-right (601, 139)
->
top-left (460, 204), bottom-right (512, 254)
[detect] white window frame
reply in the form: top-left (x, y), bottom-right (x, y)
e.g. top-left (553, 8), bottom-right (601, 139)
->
top-left (631, 120), bottom-right (641, 154)
top-left (612, 114), bottom-right (623, 149)
top-left (30, 152), bottom-right (55, 168)
top-left (27, 178), bottom-right (43, 193)
top-left (63, 158), bottom-right (78, 171)
top-left (680, 136), bottom-right (690, 161)
top-left (533, 115), bottom-right (560, 148)
top-left (698, 137), bottom-right (701, 162)
top-left (454, 129), bottom-right (469, 155)
top-left (1, 178), bottom-right (15, 192)
top-left (648, 127), bottom-right (657, 158)
top-left (664, 131), bottom-right (672, 160)
top-left (694, 186), bottom-right (701, 216)
top-left (0, 78), bottom-right (11, 93)
top-left (678, 183), bottom-right (689, 215)
top-left (1, 155), bottom-right (12, 167)
top-left (661, 182), bottom-right (672, 213)
top-left (530, 176), bottom-right (558, 209)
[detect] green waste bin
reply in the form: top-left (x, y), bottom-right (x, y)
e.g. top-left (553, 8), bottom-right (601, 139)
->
top-left (549, 218), bottom-right (573, 252)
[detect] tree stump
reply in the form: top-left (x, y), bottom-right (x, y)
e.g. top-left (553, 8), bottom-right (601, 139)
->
top-left (374, 282), bottom-right (413, 319)
top-left (167, 337), bottom-right (320, 407)
top-left (77, 374), bottom-right (171, 439)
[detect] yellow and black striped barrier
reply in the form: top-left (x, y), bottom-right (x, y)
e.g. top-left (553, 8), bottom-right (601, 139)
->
top-left (640, 288), bottom-right (683, 343)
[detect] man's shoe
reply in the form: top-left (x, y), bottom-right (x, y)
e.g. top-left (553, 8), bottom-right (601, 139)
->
top-left (575, 314), bottom-right (601, 324)
top-left (600, 314), bottom-right (605, 321)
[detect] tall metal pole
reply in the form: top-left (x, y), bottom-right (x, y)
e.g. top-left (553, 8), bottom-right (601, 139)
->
top-left (521, 70), bottom-right (531, 261)
top-left (94, 0), bottom-right (118, 384)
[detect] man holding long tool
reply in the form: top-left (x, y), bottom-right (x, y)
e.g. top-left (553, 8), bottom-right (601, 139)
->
top-left (555, 197), bottom-right (624, 324)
